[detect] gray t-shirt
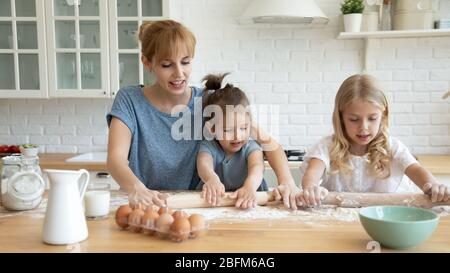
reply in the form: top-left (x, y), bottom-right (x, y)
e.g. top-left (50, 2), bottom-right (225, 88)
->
top-left (196, 140), bottom-right (268, 191)
top-left (106, 85), bottom-right (203, 190)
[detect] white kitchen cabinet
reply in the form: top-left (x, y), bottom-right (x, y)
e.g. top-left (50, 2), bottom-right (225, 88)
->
top-left (108, 0), bottom-right (168, 98)
top-left (0, 0), bottom-right (48, 98)
top-left (46, 0), bottom-right (168, 98)
top-left (0, 0), bottom-right (168, 99)
top-left (45, 0), bottom-right (110, 98)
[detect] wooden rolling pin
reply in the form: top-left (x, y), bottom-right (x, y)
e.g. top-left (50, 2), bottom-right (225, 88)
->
top-left (166, 191), bottom-right (450, 209)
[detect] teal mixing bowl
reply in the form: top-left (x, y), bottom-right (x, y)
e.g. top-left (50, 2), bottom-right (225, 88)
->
top-left (359, 206), bottom-right (439, 249)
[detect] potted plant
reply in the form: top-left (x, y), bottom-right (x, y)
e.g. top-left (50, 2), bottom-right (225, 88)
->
top-left (341, 0), bottom-right (365, 32)
top-left (19, 144), bottom-right (39, 157)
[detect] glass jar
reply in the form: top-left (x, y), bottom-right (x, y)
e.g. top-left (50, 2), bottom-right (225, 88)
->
top-left (380, 0), bottom-right (392, 31)
top-left (1, 155), bottom-right (45, 211)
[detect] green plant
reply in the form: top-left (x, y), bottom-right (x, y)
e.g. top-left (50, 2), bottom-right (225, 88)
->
top-left (20, 143), bottom-right (39, 148)
top-left (341, 0), bottom-right (365, 14)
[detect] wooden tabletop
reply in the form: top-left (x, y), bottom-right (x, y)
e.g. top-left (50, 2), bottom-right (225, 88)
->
top-left (38, 153), bottom-right (107, 171)
top-left (36, 154), bottom-right (450, 174)
top-left (415, 155), bottom-right (450, 175)
top-left (1, 200), bottom-right (449, 253)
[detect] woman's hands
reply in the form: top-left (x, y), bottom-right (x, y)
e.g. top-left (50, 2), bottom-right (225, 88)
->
top-left (422, 182), bottom-right (450, 202)
top-left (272, 182), bottom-right (301, 210)
top-left (295, 186), bottom-right (329, 207)
top-left (128, 184), bottom-right (169, 208)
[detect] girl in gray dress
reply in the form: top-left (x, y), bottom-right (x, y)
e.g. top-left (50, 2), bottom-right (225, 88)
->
top-left (197, 73), bottom-right (268, 209)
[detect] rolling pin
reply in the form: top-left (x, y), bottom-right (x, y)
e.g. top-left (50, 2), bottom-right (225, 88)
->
top-left (166, 191), bottom-right (450, 209)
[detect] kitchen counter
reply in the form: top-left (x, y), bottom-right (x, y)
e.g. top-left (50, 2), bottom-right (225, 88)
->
top-left (37, 154), bottom-right (450, 174)
top-left (0, 191), bottom-right (449, 253)
top-left (38, 153), bottom-right (107, 171)
top-left (415, 155), bottom-right (450, 175)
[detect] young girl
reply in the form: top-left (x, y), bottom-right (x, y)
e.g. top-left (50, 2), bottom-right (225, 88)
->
top-left (196, 73), bottom-right (267, 209)
top-left (296, 74), bottom-right (450, 207)
top-left (106, 20), bottom-right (300, 208)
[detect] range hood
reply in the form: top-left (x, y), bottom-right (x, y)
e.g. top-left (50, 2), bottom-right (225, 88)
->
top-left (240, 0), bottom-right (329, 24)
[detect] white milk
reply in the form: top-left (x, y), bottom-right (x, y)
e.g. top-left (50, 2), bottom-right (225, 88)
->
top-left (84, 190), bottom-right (110, 218)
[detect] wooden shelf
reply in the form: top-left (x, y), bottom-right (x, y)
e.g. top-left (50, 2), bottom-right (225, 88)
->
top-left (337, 29), bottom-right (450, 39)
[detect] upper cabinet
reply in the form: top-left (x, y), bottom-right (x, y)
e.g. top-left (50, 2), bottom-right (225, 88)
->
top-left (46, 0), bottom-right (110, 98)
top-left (109, 0), bottom-right (167, 98)
top-left (0, 0), bottom-right (48, 98)
top-left (0, 0), bottom-right (168, 99)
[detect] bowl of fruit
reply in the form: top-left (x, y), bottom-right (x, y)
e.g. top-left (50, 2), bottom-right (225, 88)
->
top-left (0, 145), bottom-right (21, 157)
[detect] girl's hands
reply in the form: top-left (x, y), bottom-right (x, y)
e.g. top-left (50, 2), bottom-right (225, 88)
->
top-left (128, 184), bottom-right (169, 208)
top-left (422, 182), bottom-right (450, 202)
top-left (295, 186), bottom-right (329, 207)
top-left (230, 185), bottom-right (257, 209)
top-left (201, 177), bottom-right (225, 206)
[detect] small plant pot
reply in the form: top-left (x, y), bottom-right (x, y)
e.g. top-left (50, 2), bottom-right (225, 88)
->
top-left (343, 13), bottom-right (363, 32)
top-left (20, 147), bottom-right (39, 157)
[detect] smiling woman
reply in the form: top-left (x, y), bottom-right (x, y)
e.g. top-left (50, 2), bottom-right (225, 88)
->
top-left (106, 20), bottom-right (203, 208)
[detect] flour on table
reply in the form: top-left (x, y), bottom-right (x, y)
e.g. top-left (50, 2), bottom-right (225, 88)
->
top-left (431, 206), bottom-right (450, 217)
top-left (183, 204), bottom-right (361, 224)
top-left (2, 191), bottom-right (449, 224)
top-left (95, 192), bottom-right (450, 225)
top-left (107, 192), bottom-right (361, 224)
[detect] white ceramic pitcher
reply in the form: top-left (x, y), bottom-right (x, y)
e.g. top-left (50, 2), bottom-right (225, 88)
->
top-left (42, 169), bottom-right (90, 245)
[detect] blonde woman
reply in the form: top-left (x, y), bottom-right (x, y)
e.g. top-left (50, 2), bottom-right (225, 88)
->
top-left (295, 74), bottom-right (450, 207)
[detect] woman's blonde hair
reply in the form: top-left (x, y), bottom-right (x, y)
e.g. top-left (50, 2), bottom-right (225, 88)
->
top-left (330, 74), bottom-right (391, 179)
top-left (138, 20), bottom-right (196, 63)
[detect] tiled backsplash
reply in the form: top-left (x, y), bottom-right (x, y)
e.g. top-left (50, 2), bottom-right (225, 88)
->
top-left (0, 0), bottom-right (449, 154)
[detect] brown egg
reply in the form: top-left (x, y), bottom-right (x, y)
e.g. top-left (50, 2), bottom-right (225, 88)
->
top-left (128, 208), bottom-right (144, 233)
top-left (115, 204), bottom-right (133, 229)
top-left (158, 206), bottom-right (173, 215)
top-left (172, 210), bottom-right (189, 220)
top-left (170, 218), bottom-right (191, 242)
top-left (145, 204), bottom-right (159, 212)
top-left (141, 208), bottom-right (159, 235)
top-left (155, 212), bottom-right (174, 238)
top-left (189, 214), bottom-right (207, 238)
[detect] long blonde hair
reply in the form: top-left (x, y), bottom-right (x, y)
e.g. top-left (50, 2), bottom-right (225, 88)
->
top-left (330, 74), bottom-right (391, 179)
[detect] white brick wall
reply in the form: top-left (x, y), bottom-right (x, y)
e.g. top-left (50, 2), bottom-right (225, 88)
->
top-left (0, 0), bottom-right (449, 154)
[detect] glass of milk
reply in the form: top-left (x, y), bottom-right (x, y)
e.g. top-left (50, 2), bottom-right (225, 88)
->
top-left (84, 182), bottom-right (111, 220)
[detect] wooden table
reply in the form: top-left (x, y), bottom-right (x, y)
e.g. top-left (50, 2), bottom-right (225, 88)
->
top-left (1, 204), bottom-right (449, 253)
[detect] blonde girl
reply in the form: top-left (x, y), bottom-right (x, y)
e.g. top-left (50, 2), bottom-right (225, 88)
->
top-left (296, 74), bottom-right (450, 206)
top-left (106, 20), bottom-right (300, 208)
